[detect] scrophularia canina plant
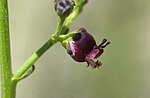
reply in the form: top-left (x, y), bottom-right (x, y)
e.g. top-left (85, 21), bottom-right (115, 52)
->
top-left (0, 0), bottom-right (110, 98)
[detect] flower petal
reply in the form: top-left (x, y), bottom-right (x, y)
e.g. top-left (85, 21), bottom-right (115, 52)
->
top-left (85, 48), bottom-right (100, 60)
top-left (67, 41), bottom-right (86, 62)
top-left (74, 28), bottom-right (96, 54)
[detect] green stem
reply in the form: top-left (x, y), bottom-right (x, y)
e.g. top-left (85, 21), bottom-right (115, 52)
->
top-left (0, 0), bottom-right (14, 98)
top-left (12, 31), bottom-right (76, 80)
top-left (13, 16), bottom-right (66, 80)
top-left (12, 31), bottom-right (76, 79)
top-left (0, 0), bottom-right (87, 98)
top-left (12, 65), bottom-right (35, 82)
top-left (59, 31), bottom-right (77, 48)
top-left (62, 0), bottom-right (86, 34)
top-left (12, 38), bottom-right (57, 79)
top-left (12, 1), bottom-right (87, 79)
top-left (54, 18), bottom-right (65, 35)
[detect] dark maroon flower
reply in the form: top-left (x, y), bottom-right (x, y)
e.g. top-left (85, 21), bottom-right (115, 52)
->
top-left (66, 28), bottom-right (110, 69)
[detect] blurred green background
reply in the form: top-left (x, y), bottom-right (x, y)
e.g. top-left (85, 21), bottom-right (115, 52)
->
top-left (7, 0), bottom-right (150, 98)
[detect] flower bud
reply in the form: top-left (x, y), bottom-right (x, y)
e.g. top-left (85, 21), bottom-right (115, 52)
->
top-left (66, 28), bottom-right (110, 69)
top-left (54, 0), bottom-right (75, 18)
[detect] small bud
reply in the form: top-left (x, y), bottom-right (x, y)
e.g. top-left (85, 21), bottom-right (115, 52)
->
top-left (54, 0), bottom-right (75, 18)
top-left (66, 28), bottom-right (110, 69)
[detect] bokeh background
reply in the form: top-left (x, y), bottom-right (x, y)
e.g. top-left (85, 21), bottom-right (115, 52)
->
top-left (4, 0), bottom-right (150, 98)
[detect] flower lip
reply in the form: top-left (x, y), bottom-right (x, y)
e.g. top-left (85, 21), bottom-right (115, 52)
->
top-left (85, 48), bottom-right (100, 60)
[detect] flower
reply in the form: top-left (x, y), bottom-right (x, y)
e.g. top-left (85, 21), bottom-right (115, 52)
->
top-left (54, 0), bottom-right (75, 18)
top-left (66, 28), bottom-right (110, 69)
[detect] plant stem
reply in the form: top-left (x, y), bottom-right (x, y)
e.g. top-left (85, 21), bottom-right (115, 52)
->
top-left (12, 38), bottom-right (57, 79)
top-left (0, 0), bottom-right (14, 98)
top-left (62, 0), bottom-right (86, 34)
top-left (54, 18), bottom-right (65, 35)
top-left (12, 0), bottom-right (87, 79)
top-left (12, 17), bottom-right (66, 80)
top-left (0, 1), bottom-right (87, 98)
top-left (12, 31), bottom-right (77, 81)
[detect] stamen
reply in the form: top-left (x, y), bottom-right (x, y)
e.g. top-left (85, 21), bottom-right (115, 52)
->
top-left (101, 41), bottom-right (110, 48)
top-left (98, 39), bottom-right (110, 49)
top-left (86, 59), bottom-right (96, 68)
top-left (95, 60), bottom-right (102, 69)
top-left (98, 39), bottom-right (107, 48)
top-left (86, 60), bottom-right (102, 69)
top-left (86, 62), bottom-right (89, 67)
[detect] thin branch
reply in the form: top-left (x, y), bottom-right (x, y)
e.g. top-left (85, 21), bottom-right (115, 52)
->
top-left (12, 38), bottom-right (57, 79)
top-left (61, 0), bottom-right (87, 34)
top-left (0, 0), bottom-right (14, 98)
top-left (12, 65), bottom-right (35, 82)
